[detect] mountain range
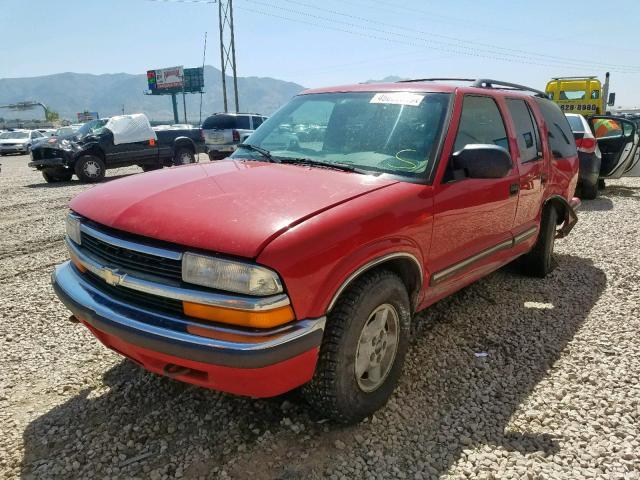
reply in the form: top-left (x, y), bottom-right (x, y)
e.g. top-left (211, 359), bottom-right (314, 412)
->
top-left (0, 66), bottom-right (305, 123)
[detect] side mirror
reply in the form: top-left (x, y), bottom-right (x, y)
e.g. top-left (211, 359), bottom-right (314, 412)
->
top-left (608, 92), bottom-right (616, 106)
top-left (451, 144), bottom-right (513, 179)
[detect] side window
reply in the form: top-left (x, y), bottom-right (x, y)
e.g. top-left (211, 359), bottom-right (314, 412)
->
top-left (506, 99), bottom-right (541, 163)
top-left (535, 98), bottom-right (578, 159)
top-left (235, 116), bottom-right (250, 130)
top-left (251, 116), bottom-right (263, 128)
top-left (453, 95), bottom-right (509, 152)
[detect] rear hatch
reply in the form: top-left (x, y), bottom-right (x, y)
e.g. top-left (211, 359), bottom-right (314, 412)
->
top-left (202, 114), bottom-right (238, 145)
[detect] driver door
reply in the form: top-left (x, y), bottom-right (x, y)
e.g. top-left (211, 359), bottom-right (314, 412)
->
top-left (588, 116), bottom-right (638, 178)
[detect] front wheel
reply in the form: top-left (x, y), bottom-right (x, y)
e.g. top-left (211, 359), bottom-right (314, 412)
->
top-left (74, 154), bottom-right (105, 183)
top-left (302, 270), bottom-right (411, 424)
top-left (42, 169), bottom-right (73, 183)
top-left (173, 147), bottom-right (195, 166)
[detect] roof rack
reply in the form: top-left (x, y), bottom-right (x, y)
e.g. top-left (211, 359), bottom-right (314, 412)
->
top-left (396, 77), bottom-right (549, 98)
top-left (397, 78), bottom-right (477, 83)
top-left (472, 79), bottom-right (549, 97)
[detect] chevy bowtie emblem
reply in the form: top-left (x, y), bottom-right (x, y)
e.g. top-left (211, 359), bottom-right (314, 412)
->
top-left (102, 267), bottom-right (124, 286)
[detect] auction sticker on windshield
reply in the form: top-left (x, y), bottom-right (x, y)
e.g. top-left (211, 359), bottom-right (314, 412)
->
top-left (370, 92), bottom-right (425, 106)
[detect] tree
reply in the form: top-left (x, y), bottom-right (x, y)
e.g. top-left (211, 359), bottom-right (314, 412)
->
top-left (45, 109), bottom-right (59, 123)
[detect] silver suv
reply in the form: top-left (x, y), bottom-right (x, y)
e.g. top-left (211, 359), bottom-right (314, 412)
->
top-left (202, 113), bottom-right (267, 160)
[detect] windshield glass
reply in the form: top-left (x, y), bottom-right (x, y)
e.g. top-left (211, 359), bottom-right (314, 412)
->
top-left (232, 91), bottom-right (451, 178)
top-left (0, 131), bottom-right (29, 139)
top-left (75, 119), bottom-right (108, 138)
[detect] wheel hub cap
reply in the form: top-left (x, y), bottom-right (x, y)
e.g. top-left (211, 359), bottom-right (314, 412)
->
top-left (84, 161), bottom-right (99, 177)
top-left (355, 303), bottom-right (399, 392)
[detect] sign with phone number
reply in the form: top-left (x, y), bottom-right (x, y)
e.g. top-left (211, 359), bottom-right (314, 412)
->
top-left (559, 104), bottom-right (598, 111)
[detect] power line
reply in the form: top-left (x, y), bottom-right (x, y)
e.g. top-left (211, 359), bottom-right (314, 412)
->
top-left (237, 1), bottom-right (639, 73)
top-left (274, 0), bottom-right (640, 72)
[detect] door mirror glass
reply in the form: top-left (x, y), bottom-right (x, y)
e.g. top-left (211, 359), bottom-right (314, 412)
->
top-left (608, 92), bottom-right (616, 106)
top-left (450, 144), bottom-right (513, 179)
top-left (593, 118), bottom-right (623, 139)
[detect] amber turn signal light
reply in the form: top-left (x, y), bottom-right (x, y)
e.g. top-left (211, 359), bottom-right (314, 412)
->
top-left (183, 302), bottom-right (295, 329)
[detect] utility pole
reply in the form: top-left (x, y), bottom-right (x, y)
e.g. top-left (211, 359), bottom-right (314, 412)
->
top-left (218, 0), bottom-right (239, 113)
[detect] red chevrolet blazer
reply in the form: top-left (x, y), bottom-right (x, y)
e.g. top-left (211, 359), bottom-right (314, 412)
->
top-left (53, 79), bottom-right (580, 423)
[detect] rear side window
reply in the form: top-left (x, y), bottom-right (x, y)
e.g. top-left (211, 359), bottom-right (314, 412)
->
top-left (535, 98), bottom-right (577, 159)
top-left (202, 114), bottom-right (236, 130)
top-left (235, 116), bottom-right (250, 129)
top-left (566, 115), bottom-right (584, 132)
top-left (506, 99), bottom-right (541, 163)
top-left (453, 95), bottom-right (508, 152)
top-left (252, 116), bottom-right (263, 128)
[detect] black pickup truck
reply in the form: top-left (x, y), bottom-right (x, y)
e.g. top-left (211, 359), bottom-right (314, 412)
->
top-left (29, 115), bottom-right (205, 183)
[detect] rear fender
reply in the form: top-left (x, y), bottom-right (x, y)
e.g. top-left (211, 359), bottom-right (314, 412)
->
top-left (543, 195), bottom-right (579, 239)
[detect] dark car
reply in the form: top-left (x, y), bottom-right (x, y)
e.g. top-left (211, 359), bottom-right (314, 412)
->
top-left (29, 114), bottom-right (205, 183)
top-left (565, 113), bottom-right (601, 199)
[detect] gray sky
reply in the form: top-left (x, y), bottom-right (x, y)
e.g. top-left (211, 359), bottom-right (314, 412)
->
top-left (2, 0), bottom-right (639, 106)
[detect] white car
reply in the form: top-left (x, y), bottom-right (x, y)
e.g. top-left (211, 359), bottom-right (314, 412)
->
top-left (202, 113), bottom-right (268, 160)
top-left (0, 130), bottom-right (45, 155)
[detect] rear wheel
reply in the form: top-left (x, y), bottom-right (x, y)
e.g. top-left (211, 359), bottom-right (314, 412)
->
top-left (42, 169), bottom-right (73, 183)
top-left (520, 205), bottom-right (558, 278)
top-left (302, 270), bottom-right (411, 424)
top-left (74, 154), bottom-right (105, 183)
top-left (174, 147), bottom-right (195, 165)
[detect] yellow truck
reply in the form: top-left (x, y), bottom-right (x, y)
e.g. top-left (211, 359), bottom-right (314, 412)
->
top-left (545, 72), bottom-right (615, 115)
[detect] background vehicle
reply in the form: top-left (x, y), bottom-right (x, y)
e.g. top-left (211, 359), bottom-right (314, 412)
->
top-left (546, 73), bottom-right (615, 115)
top-left (0, 129), bottom-right (44, 155)
top-left (588, 116), bottom-right (639, 183)
top-left (53, 78), bottom-right (581, 423)
top-left (202, 112), bottom-right (267, 160)
top-left (29, 114), bottom-right (204, 183)
top-left (565, 113), bottom-right (601, 199)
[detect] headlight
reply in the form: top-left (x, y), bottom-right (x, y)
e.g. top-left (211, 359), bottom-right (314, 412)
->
top-left (182, 252), bottom-right (283, 296)
top-left (60, 139), bottom-right (73, 150)
top-left (65, 213), bottom-right (82, 244)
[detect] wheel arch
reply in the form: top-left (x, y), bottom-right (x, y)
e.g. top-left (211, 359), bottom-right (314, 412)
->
top-left (173, 137), bottom-right (196, 153)
top-left (543, 194), bottom-right (578, 238)
top-left (326, 252), bottom-right (424, 315)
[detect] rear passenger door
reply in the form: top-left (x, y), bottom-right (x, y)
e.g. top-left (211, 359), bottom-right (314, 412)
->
top-left (506, 98), bottom-right (545, 238)
top-left (429, 95), bottom-right (519, 290)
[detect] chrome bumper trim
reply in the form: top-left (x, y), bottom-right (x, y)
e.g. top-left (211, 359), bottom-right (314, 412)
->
top-left (66, 238), bottom-right (291, 311)
top-left (52, 262), bottom-right (325, 367)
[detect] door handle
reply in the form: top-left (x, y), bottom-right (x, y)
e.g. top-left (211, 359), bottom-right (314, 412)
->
top-left (509, 183), bottom-right (520, 196)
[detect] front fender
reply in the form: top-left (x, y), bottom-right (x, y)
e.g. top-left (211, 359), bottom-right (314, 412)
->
top-left (257, 182), bottom-right (433, 319)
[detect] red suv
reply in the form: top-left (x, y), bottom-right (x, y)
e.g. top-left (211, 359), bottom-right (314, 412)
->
top-left (53, 78), bottom-right (580, 423)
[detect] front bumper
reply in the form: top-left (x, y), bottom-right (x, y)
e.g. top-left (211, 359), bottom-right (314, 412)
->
top-left (28, 157), bottom-right (66, 169)
top-left (0, 145), bottom-right (28, 153)
top-left (52, 261), bottom-right (325, 397)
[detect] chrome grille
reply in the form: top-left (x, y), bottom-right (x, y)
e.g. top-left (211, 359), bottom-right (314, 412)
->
top-left (80, 227), bottom-right (182, 281)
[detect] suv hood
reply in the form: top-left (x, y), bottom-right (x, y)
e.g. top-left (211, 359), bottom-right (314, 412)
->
top-left (0, 138), bottom-right (28, 145)
top-left (70, 160), bottom-right (397, 258)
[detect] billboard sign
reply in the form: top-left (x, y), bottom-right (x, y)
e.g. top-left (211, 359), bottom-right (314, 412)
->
top-left (147, 66), bottom-right (184, 91)
top-left (146, 67), bottom-right (204, 95)
top-left (77, 111), bottom-right (99, 122)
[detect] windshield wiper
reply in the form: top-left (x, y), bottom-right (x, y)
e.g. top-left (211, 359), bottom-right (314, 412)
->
top-left (236, 143), bottom-right (279, 163)
top-left (278, 157), bottom-right (375, 175)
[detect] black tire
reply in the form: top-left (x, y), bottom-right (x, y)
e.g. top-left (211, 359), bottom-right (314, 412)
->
top-left (74, 154), bottom-right (105, 183)
top-left (581, 180), bottom-right (598, 200)
top-left (302, 270), bottom-right (411, 424)
top-left (520, 206), bottom-right (558, 278)
top-left (598, 178), bottom-right (606, 190)
top-left (208, 151), bottom-right (225, 161)
top-left (42, 169), bottom-right (73, 183)
top-left (141, 164), bottom-right (163, 172)
top-left (173, 147), bottom-right (195, 166)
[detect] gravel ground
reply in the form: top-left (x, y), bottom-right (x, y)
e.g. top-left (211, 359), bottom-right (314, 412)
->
top-left (1, 153), bottom-right (639, 480)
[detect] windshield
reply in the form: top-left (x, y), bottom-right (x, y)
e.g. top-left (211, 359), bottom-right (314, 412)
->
top-left (0, 131), bottom-right (29, 139)
top-left (231, 91), bottom-right (451, 178)
top-left (75, 119), bottom-right (108, 137)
